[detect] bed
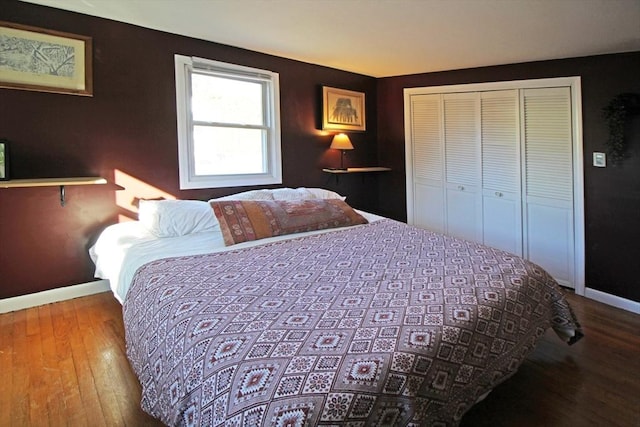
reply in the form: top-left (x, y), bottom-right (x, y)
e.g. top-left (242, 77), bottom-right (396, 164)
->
top-left (90, 187), bottom-right (582, 426)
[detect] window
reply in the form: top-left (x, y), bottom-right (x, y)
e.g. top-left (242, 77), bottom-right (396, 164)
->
top-left (175, 55), bottom-right (282, 189)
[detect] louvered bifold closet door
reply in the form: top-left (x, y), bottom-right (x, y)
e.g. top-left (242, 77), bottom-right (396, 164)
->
top-left (481, 90), bottom-right (522, 255)
top-left (409, 94), bottom-right (445, 233)
top-left (443, 93), bottom-right (482, 242)
top-left (522, 87), bottom-right (575, 287)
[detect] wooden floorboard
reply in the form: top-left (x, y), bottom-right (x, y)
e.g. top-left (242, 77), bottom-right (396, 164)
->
top-left (0, 290), bottom-right (638, 426)
top-left (460, 291), bottom-right (640, 427)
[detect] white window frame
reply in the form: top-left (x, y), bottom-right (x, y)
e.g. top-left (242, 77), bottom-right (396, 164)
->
top-left (175, 54), bottom-right (282, 189)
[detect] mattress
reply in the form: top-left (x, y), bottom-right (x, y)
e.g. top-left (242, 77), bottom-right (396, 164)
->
top-left (118, 218), bottom-right (582, 426)
top-left (89, 210), bottom-right (384, 303)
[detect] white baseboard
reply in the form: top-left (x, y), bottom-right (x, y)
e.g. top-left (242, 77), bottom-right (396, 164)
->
top-left (2, 280), bottom-right (637, 316)
top-left (0, 280), bottom-right (111, 314)
top-left (585, 287), bottom-right (640, 314)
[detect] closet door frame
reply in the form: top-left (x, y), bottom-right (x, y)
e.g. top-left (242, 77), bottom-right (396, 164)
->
top-left (404, 76), bottom-right (585, 296)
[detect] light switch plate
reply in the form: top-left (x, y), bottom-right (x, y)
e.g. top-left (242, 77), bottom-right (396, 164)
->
top-left (593, 152), bottom-right (606, 167)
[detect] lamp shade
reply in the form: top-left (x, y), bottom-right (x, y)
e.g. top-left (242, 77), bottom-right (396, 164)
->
top-left (330, 133), bottom-right (354, 150)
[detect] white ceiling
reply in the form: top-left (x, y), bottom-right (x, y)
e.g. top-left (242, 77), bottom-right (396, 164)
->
top-left (22, 0), bottom-right (640, 78)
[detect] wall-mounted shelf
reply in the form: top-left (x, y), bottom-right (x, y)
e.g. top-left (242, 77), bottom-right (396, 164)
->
top-left (322, 167), bottom-right (391, 184)
top-left (0, 177), bottom-right (107, 188)
top-left (322, 167), bottom-right (391, 174)
top-left (0, 177), bottom-right (107, 206)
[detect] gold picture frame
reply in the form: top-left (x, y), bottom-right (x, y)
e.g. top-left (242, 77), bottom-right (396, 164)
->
top-left (322, 86), bottom-right (365, 131)
top-left (0, 21), bottom-right (93, 96)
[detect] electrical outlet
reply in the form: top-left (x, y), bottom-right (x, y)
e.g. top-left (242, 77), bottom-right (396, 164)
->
top-left (593, 152), bottom-right (606, 167)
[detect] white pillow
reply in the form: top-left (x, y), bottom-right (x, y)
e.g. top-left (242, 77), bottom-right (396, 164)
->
top-left (210, 189), bottom-right (275, 201)
top-left (303, 187), bottom-right (346, 201)
top-left (210, 187), bottom-right (344, 202)
top-left (271, 187), bottom-right (316, 200)
top-left (138, 199), bottom-right (218, 237)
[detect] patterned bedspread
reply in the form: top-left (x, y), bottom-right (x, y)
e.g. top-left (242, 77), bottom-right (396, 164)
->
top-left (123, 219), bottom-right (582, 426)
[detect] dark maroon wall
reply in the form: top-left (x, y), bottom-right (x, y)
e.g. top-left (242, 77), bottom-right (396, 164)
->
top-left (2, 1), bottom-right (638, 304)
top-left (0, 0), bottom-right (378, 298)
top-left (376, 52), bottom-right (640, 302)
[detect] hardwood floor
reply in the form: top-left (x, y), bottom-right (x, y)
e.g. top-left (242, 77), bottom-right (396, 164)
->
top-left (460, 291), bottom-right (640, 427)
top-left (0, 292), bottom-right (161, 427)
top-left (0, 291), bottom-right (638, 426)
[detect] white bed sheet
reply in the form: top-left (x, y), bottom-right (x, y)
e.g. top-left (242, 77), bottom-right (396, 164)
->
top-left (90, 210), bottom-right (383, 303)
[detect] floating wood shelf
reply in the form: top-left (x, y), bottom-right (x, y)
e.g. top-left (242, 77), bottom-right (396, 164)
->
top-left (322, 167), bottom-right (391, 174)
top-left (0, 177), bottom-right (107, 206)
top-left (0, 177), bottom-right (107, 188)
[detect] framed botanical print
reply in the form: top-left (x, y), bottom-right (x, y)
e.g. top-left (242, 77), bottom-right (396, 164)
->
top-left (0, 21), bottom-right (93, 96)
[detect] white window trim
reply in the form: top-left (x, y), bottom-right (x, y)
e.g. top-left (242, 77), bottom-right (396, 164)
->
top-left (174, 54), bottom-right (282, 189)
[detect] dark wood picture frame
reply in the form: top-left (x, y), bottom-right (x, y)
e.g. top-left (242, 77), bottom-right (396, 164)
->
top-left (322, 86), bottom-right (366, 131)
top-left (0, 139), bottom-right (10, 181)
top-left (0, 21), bottom-right (93, 96)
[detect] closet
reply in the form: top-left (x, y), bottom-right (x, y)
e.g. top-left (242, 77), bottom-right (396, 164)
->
top-left (404, 77), bottom-right (584, 290)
